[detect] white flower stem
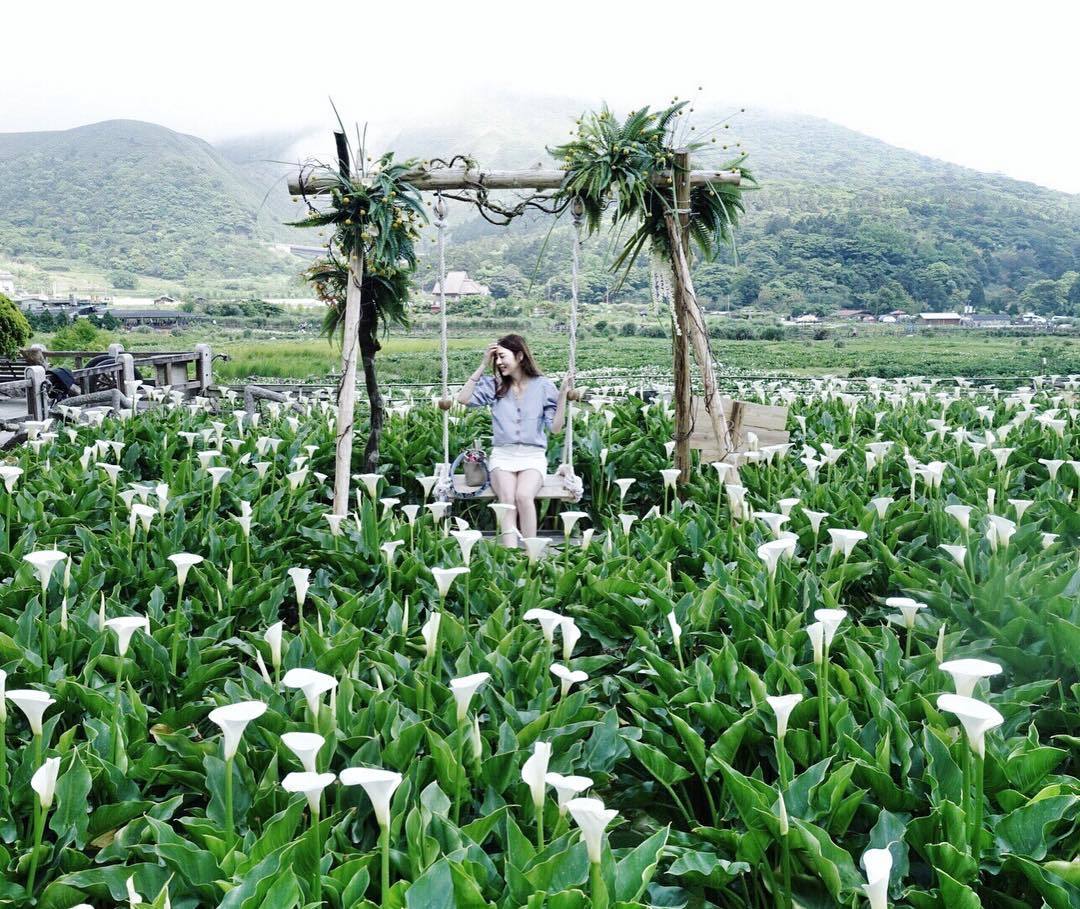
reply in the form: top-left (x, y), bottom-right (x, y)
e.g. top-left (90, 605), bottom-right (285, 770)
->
top-left (0, 719), bottom-right (7, 815)
top-left (224, 755), bottom-right (235, 843)
top-left (818, 657), bottom-right (829, 761)
top-left (971, 751), bottom-right (985, 863)
top-left (453, 720), bottom-right (466, 827)
top-left (112, 658), bottom-right (125, 766)
top-left (39, 586), bottom-right (49, 673)
top-left (780, 834), bottom-right (792, 909)
top-left (170, 581), bottom-right (184, 674)
top-left (589, 860), bottom-right (608, 909)
top-left (380, 822), bottom-right (391, 908)
top-left (25, 797), bottom-right (46, 895)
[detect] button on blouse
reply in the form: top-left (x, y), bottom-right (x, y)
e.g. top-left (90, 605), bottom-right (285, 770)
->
top-left (466, 375), bottom-right (558, 448)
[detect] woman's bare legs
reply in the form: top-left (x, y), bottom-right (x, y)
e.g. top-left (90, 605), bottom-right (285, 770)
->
top-left (515, 469), bottom-right (543, 539)
top-left (490, 468), bottom-right (519, 547)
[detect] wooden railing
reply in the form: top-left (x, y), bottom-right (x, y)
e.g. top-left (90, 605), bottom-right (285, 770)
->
top-left (0, 343), bottom-right (217, 421)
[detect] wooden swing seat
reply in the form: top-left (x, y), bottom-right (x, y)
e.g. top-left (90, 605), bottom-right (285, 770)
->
top-left (688, 396), bottom-right (790, 465)
top-left (451, 473), bottom-right (574, 500)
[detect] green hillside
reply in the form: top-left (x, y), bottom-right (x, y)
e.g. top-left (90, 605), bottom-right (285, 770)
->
top-left (385, 98), bottom-right (1080, 316)
top-left (0, 119), bottom-right (297, 285)
top-left (0, 103), bottom-right (1077, 315)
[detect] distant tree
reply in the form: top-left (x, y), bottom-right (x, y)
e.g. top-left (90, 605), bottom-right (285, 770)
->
top-left (1019, 279), bottom-right (1066, 315)
top-left (27, 310), bottom-right (58, 333)
top-left (967, 280), bottom-right (987, 309)
top-left (732, 270), bottom-right (761, 307)
top-left (0, 294), bottom-right (32, 358)
top-left (52, 317), bottom-right (104, 351)
top-left (916, 262), bottom-right (958, 309)
top-left (870, 280), bottom-right (915, 315)
top-left (107, 269), bottom-right (139, 290)
top-left (90, 312), bottom-right (121, 331)
top-left (1067, 274), bottom-right (1080, 314)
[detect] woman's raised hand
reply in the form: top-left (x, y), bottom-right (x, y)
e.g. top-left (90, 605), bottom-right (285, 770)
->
top-left (481, 343), bottom-right (499, 367)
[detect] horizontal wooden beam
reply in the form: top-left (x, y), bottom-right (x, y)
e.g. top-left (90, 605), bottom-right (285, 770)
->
top-left (287, 166), bottom-right (741, 197)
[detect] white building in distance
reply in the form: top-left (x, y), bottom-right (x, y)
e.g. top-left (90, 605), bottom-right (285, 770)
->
top-left (430, 271), bottom-right (490, 300)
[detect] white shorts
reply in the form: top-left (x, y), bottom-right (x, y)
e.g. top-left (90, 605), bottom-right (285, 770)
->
top-left (488, 444), bottom-right (548, 476)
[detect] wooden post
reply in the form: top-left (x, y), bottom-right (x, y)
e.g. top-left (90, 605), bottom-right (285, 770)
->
top-left (666, 215), bottom-right (731, 462)
top-left (194, 344), bottom-right (212, 392)
top-left (333, 249), bottom-right (363, 516)
top-left (671, 150), bottom-right (693, 483)
top-left (331, 131), bottom-right (363, 517)
top-left (25, 366), bottom-right (46, 421)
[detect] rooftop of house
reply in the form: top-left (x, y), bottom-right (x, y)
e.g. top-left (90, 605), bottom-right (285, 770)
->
top-left (430, 271), bottom-right (488, 295)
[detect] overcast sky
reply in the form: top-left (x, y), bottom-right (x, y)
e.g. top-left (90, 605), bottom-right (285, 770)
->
top-left (4, 0), bottom-right (1077, 192)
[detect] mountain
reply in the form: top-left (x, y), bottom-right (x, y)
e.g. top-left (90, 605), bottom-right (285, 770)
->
top-left (379, 96), bottom-right (1080, 315)
top-left (0, 119), bottom-right (301, 286)
top-left (1, 102), bottom-right (1077, 314)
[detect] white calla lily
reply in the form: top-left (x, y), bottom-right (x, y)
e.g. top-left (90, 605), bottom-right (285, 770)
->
top-left (282, 771), bottom-right (336, 814)
top-left (6, 689), bottom-right (55, 735)
top-left (23, 550), bottom-right (66, 593)
top-left (431, 566), bottom-right (468, 599)
top-left (282, 668), bottom-right (337, 716)
top-left (521, 740), bottom-right (552, 808)
top-left (264, 622), bottom-right (284, 670)
top-left (339, 766), bottom-right (403, 827)
top-left (167, 553), bottom-right (203, 588)
top-left (523, 608), bottom-right (565, 645)
top-left (208, 700), bottom-right (267, 760)
top-left (281, 731), bottom-right (325, 773)
top-left (449, 672), bottom-right (490, 722)
top-left (828, 528), bottom-right (867, 559)
top-left (560, 618), bottom-right (582, 661)
top-left (31, 755), bottom-right (61, 809)
top-left (104, 615), bottom-right (149, 657)
top-left (765, 693), bottom-right (803, 739)
top-left (450, 529), bottom-right (483, 564)
top-left (938, 659), bottom-right (1003, 698)
top-left (937, 694), bottom-right (1004, 757)
top-left (861, 847), bottom-right (893, 909)
top-left (545, 772), bottom-right (592, 813)
top-left (886, 596), bottom-right (927, 629)
top-left (567, 796), bottom-right (619, 864)
top-left (551, 663), bottom-right (588, 698)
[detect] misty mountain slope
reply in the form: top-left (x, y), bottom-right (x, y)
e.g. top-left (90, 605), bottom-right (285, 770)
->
top-left (374, 101), bottom-right (1079, 312)
top-left (0, 119), bottom-right (295, 280)
top-left (0, 102), bottom-right (1076, 312)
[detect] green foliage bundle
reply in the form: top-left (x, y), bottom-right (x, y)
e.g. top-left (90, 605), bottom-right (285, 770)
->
top-left (0, 293), bottom-right (31, 358)
top-left (550, 103), bottom-right (755, 280)
top-left (291, 154), bottom-right (426, 340)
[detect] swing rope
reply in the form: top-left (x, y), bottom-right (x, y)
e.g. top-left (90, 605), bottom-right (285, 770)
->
top-left (432, 193), bottom-right (456, 502)
top-left (436, 193), bottom-right (450, 469)
top-left (564, 198), bottom-right (582, 469)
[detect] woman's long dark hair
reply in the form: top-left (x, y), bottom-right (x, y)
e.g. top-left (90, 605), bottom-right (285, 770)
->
top-left (492, 334), bottom-right (542, 400)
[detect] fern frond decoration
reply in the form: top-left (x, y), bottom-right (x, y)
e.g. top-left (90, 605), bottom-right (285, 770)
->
top-left (549, 103), bottom-right (755, 286)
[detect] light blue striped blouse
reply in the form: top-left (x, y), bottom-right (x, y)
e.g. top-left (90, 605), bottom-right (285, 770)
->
top-left (466, 374), bottom-right (558, 448)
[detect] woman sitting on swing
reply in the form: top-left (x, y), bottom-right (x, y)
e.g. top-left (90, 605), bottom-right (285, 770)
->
top-left (457, 334), bottom-right (572, 548)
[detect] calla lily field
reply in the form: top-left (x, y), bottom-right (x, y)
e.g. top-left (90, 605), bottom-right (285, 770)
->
top-left (0, 377), bottom-right (1077, 908)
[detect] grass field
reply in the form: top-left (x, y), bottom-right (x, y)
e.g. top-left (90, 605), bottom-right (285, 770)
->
top-left (42, 325), bottom-right (1080, 385)
top-left (205, 332), bottom-right (1080, 385)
